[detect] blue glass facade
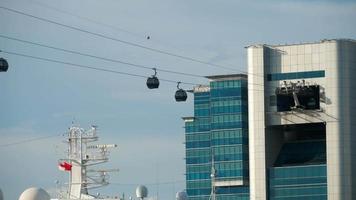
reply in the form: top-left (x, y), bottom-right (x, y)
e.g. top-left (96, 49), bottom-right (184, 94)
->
top-left (267, 70), bottom-right (325, 81)
top-left (269, 165), bottom-right (327, 200)
top-left (185, 76), bottom-right (249, 200)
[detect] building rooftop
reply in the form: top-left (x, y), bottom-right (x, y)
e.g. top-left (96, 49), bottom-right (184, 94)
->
top-left (245, 38), bottom-right (356, 48)
top-left (190, 85), bottom-right (210, 93)
top-left (182, 116), bottom-right (195, 122)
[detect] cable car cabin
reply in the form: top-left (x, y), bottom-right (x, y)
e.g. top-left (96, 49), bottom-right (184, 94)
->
top-left (146, 76), bottom-right (159, 89)
top-left (275, 85), bottom-right (320, 112)
top-left (175, 89), bottom-right (187, 102)
top-left (0, 58), bottom-right (9, 72)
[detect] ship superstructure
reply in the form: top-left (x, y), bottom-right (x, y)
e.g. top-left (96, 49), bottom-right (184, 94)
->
top-left (57, 125), bottom-right (118, 199)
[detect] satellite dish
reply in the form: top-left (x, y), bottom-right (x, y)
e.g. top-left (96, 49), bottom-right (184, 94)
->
top-left (135, 185), bottom-right (148, 199)
top-left (176, 191), bottom-right (188, 200)
top-left (18, 187), bottom-right (50, 200)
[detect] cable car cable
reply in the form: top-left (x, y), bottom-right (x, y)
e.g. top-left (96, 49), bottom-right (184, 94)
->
top-left (0, 50), bottom-right (266, 91)
top-left (28, 0), bottom-right (145, 39)
top-left (0, 35), bottom-right (267, 88)
top-left (110, 180), bottom-right (185, 186)
top-left (0, 133), bottom-right (61, 148)
top-left (26, 0), bottom-right (257, 79)
top-left (0, 6), bottom-right (241, 73)
top-left (0, 49), bottom-right (200, 86)
top-left (0, 34), bottom-right (203, 78)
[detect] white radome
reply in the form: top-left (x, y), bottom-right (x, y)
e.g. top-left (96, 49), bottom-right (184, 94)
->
top-left (135, 185), bottom-right (148, 198)
top-left (176, 191), bottom-right (188, 200)
top-left (18, 187), bottom-right (50, 200)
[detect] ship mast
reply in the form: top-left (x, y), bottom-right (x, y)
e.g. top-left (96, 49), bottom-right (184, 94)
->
top-left (60, 125), bottom-right (118, 199)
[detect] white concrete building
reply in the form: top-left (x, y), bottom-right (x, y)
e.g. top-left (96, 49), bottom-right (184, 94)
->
top-left (247, 39), bottom-right (356, 200)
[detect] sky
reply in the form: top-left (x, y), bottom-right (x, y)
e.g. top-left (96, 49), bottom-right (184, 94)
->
top-left (0, 0), bottom-right (356, 199)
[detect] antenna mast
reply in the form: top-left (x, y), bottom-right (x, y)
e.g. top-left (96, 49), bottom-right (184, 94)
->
top-left (59, 125), bottom-right (118, 199)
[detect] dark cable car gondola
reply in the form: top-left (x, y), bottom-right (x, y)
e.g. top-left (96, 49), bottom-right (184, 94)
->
top-left (175, 82), bottom-right (187, 102)
top-left (0, 58), bottom-right (9, 72)
top-left (146, 68), bottom-right (159, 89)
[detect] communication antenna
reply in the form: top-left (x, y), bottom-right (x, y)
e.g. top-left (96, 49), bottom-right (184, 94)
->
top-left (58, 125), bottom-right (118, 199)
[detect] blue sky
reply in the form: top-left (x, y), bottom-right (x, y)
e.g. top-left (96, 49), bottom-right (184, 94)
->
top-left (0, 0), bottom-right (356, 199)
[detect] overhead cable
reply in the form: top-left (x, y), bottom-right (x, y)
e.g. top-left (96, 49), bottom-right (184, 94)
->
top-left (0, 134), bottom-right (61, 147)
top-left (0, 34), bottom-right (203, 78)
top-left (111, 180), bottom-right (185, 186)
top-left (29, 0), bottom-right (146, 39)
top-left (0, 35), bottom-right (266, 88)
top-left (0, 49), bottom-right (200, 86)
top-left (0, 6), bottom-right (240, 72)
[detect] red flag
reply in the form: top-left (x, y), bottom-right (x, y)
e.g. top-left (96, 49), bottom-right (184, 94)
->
top-left (58, 161), bottom-right (72, 171)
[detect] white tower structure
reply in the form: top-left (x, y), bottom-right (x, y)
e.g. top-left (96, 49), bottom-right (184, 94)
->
top-left (59, 125), bottom-right (118, 199)
top-left (247, 39), bottom-right (356, 200)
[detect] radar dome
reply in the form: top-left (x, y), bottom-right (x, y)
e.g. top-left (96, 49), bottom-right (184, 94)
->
top-left (176, 191), bottom-right (188, 200)
top-left (135, 185), bottom-right (148, 198)
top-left (0, 188), bottom-right (3, 200)
top-left (18, 187), bottom-right (50, 200)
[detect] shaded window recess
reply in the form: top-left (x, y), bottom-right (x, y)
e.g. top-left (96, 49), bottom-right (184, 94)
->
top-left (270, 123), bottom-right (326, 167)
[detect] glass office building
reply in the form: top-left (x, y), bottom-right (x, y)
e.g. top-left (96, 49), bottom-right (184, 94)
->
top-left (183, 74), bottom-right (249, 200)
